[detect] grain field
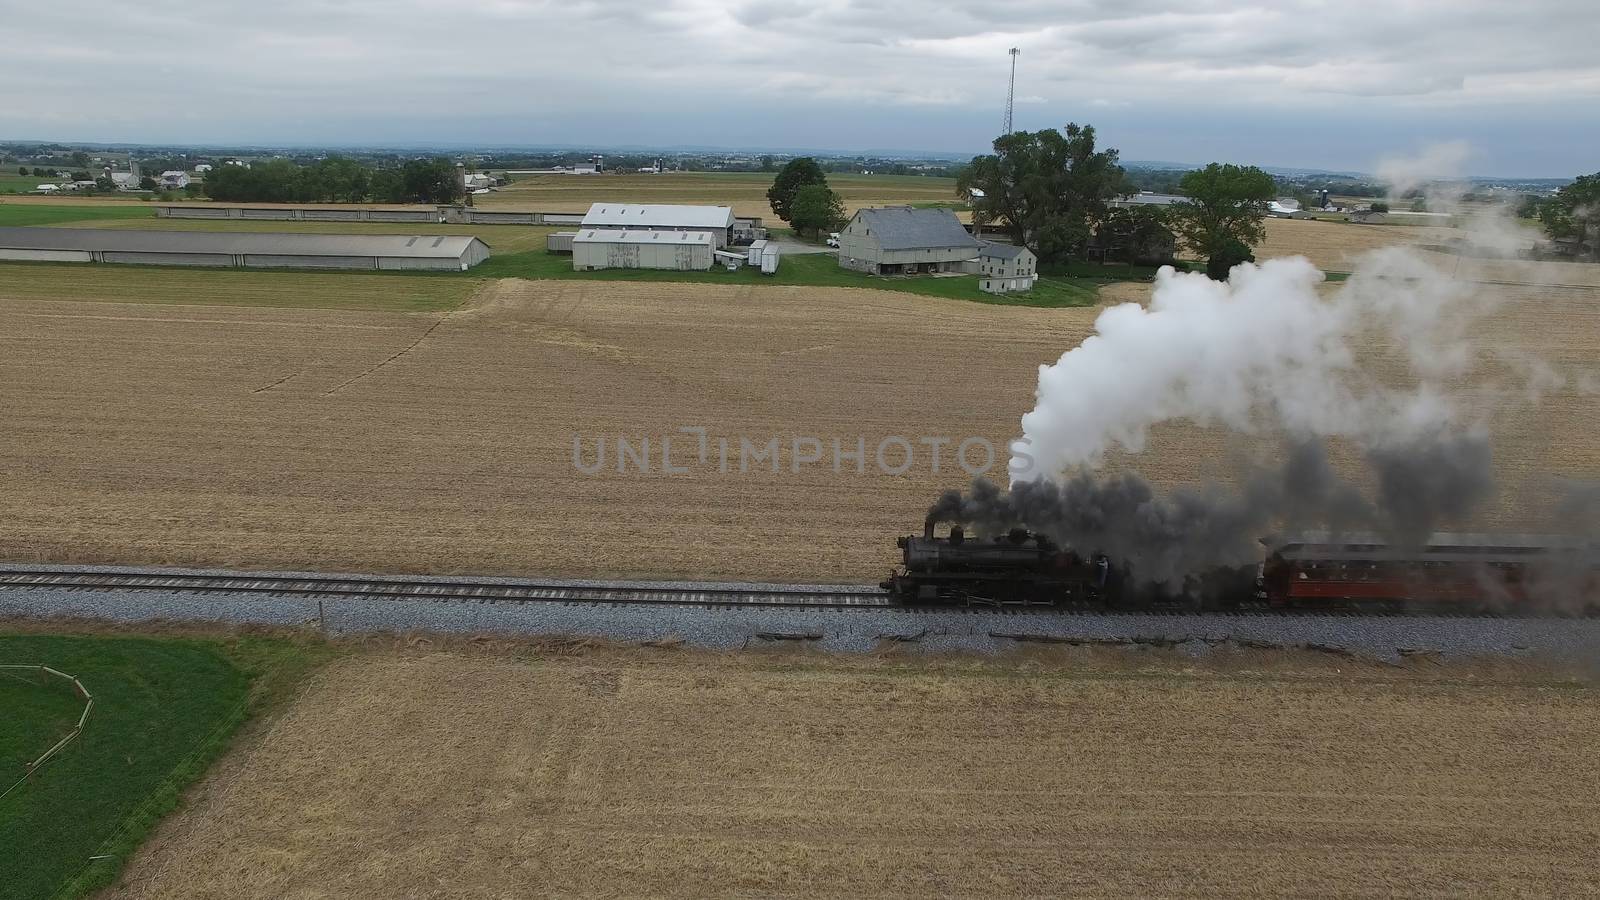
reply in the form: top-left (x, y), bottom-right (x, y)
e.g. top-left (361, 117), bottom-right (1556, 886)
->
top-left (2, 254), bottom-right (1599, 581)
top-left (477, 171), bottom-right (960, 220)
top-left (107, 649), bottom-right (1600, 899)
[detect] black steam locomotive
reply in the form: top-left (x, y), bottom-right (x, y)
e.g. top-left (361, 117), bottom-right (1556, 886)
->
top-left (882, 519), bottom-right (1111, 606)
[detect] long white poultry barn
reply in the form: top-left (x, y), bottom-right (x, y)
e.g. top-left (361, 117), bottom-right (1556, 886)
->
top-left (571, 229), bottom-right (715, 271)
top-left (0, 227), bottom-right (491, 271)
top-left (579, 203), bottom-right (736, 248)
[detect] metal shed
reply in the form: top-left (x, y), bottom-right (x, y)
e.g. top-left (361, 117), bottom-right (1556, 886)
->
top-left (580, 204), bottom-right (735, 248)
top-left (0, 227), bottom-right (491, 271)
top-left (571, 229), bottom-right (714, 271)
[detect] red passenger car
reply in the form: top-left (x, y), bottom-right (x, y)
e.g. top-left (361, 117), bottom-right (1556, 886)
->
top-left (1261, 534), bottom-right (1598, 613)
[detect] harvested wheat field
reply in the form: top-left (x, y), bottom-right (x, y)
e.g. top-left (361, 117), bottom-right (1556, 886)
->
top-left (107, 648), bottom-right (1600, 899)
top-left (1254, 217), bottom-right (1457, 272)
top-left (2, 249), bottom-right (1600, 581)
top-left (478, 171), bottom-right (961, 221)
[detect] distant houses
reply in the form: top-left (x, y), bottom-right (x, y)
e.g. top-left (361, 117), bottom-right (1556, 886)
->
top-left (159, 171), bottom-right (191, 190)
top-left (837, 206), bottom-right (981, 275)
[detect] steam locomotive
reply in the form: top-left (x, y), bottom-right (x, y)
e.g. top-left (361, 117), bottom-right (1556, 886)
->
top-left (884, 519), bottom-right (1600, 613)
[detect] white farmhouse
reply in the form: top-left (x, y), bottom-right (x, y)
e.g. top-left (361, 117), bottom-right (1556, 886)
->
top-left (976, 242), bottom-right (1038, 294)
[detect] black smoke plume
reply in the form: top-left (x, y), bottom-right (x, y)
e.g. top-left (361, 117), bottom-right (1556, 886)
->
top-left (929, 434), bottom-right (1497, 589)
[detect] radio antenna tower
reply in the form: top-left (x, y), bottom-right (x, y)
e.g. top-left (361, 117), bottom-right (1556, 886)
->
top-left (1002, 47), bottom-right (1020, 134)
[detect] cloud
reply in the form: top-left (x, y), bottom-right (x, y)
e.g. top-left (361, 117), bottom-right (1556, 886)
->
top-left (0, 0), bottom-right (1595, 174)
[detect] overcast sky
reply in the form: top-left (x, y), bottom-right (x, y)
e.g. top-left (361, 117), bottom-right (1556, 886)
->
top-left (2, 0), bottom-right (1594, 176)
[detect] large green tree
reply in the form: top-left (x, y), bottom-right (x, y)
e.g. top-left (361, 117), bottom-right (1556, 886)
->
top-left (956, 123), bottom-right (1124, 264)
top-left (1097, 206), bottom-right (1177, 265)
top-left (789, 183), bottom-right (846, 238)
top-left (1168, 163), bottom-right (1276, 279)
top-left (1539, 172), bottom-right (1599, 251)
top-left (766, 157), bottom-right (827, 223)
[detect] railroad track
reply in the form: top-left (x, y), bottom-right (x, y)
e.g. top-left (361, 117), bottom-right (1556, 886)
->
top-left (0, 569), bottom-right (892, 609)
top-left (0, 568), bottom-right (1565, 618)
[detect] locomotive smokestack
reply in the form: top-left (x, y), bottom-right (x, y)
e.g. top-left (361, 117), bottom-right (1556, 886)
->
top-left (923, 517), bottom-right (935, 539)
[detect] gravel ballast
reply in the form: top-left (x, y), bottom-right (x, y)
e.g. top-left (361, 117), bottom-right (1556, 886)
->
top-left (4, 566), bottom-right (1600, 662)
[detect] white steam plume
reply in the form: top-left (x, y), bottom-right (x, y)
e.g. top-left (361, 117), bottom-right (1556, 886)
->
top-left (1375, 140), bottom-right (1472, 202)
top-left (1009, 253), bottom-right (1479, 483)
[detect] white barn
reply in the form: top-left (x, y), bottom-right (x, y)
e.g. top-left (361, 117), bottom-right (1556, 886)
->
top-left (580, 203), bottom-right (736, 248)
top-left (571, 229), bottom-right (714, 271)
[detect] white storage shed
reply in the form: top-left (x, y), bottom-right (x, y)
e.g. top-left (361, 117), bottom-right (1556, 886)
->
top-left (571, 229), bottom-right (714, 271)
top-left (580, 204), bottom-right (735, 248)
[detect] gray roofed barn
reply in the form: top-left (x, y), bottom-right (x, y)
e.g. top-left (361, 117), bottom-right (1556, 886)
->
top-left (837, 206), bottom-right (981, 275)
top-left (850, 206), bottom-right (978, 251)
top-left (0, 227), bottom-right (491, 271)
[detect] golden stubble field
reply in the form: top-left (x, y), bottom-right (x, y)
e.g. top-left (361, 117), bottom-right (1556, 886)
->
top-left (107, 648), bottom-right (1600, 899)
top-left (3, 218), bottom-right (1600, 581)
top-left (477, 171), bottom-right (961, 221)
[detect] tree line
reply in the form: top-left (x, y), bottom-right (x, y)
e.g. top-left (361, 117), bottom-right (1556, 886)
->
top-left (201, 157), bottom-right (464, 205)
top-left (958, 124), bottom-right (1276, 279)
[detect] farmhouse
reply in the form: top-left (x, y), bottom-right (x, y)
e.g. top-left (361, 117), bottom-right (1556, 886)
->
top-left (159, 171), bottom-right (191, 189)
top-left (0, 227), bottom-right (491, 271)
top-left (837, 206), bottom-right (981, 275)
top-left (571, 229), bottom-right (714, 271)
top-left (976, 242), bottom-right (1038, 294)
top-left (580, 203), bottom-right (736, 248)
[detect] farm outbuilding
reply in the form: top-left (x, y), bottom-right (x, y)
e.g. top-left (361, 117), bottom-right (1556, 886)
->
top-left (837, 206), bottom-right (981, 275)
top-left (580, 204), bottom-right (736, 248)
top-left (571, 229), bottom-right (714, 271)
top-left (157, 205), bottom-right (442, 223)
top-left (1109, 192), bottom-right (1186, 209)
top-left (0, 227), bottom-right (491, 271)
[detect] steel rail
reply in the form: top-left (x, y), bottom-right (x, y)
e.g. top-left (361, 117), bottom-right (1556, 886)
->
top-left (0, 569), bottom-right (892, 609)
